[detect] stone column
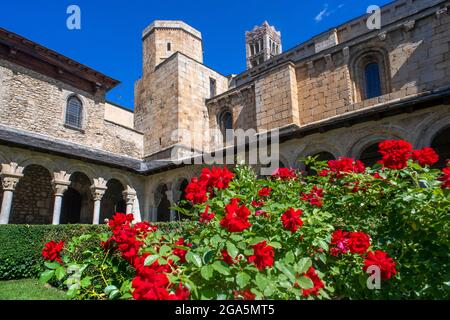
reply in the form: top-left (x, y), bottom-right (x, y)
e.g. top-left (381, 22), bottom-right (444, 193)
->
top-left (51, 171), bottom-right (71, 225)
top-left (123, 186), bottom-right (137, 215)
top-left (90, 178), bottom-right (107, 225)
top-left (0, 163), bottom-right (24, 224)
top-left (165, 190), bottom-right (182, 222)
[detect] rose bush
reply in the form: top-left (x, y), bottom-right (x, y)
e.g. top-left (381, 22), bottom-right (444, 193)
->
top-left (40, 140), bottom-right (450, 300)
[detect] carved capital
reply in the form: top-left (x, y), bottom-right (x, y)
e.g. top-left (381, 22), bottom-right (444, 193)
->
top-left (1, 163), bottom-right (24, 191)
top-left (123, 186), bottom-right (137, 205)
top-left (90, 177), bottom-right (108, 201)
top-left (53, 183), bottom-right (70, 196)
top-left (2, 177), bottom-right (20, 191)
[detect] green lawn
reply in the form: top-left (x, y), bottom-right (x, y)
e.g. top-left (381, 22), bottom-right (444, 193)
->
top-left (0, 279), bottom-right (67, 300)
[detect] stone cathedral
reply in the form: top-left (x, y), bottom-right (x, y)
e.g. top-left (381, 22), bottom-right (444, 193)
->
top-left (0, 0), bottom-right (449, 225)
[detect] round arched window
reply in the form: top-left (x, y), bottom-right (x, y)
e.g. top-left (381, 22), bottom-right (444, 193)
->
top-left (65, 96), bottom-right (83, 129)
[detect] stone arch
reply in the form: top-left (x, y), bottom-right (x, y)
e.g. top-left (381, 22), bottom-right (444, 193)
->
top-left (415, 114), bottom-right (450, 150)
top-left (430, 125), bottom-right (450, 169)
top-left (0, 150), bottom-right (10, 164)
top-left (295, 143), bottom-right (341, 170)
top-left (16, 156), bottom-right (58, 174)
top-left (350, 47), bottom-right (391, 102)
top-left (155, 184), bottom-right (171, 222)
top-left (348, 127), bottom-right (407, 160)
top-left (10, 164), bottom-right (54, 224)
top-left (61, 171), bottom-right (93, 224)
top-left (100, 178), bottom-right (126, 222)
top-left (65, 164), bottom-right (96, 184)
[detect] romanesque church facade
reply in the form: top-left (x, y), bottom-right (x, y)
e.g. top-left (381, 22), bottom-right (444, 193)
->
top-left (0, 0), bottom-right (449, 224)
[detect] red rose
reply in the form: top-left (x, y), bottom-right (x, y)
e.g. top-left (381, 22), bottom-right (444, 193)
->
top-left (328, 157), bottom-right (365, 176)
top-left (200, 166), bottom-right (234, 190)
top-left (248, 241), bottom-right (274, 271)
top-left (132, 273), bottom-right (170, 300)
top-left (347, 231), bottom-right (371, 255)
top-left (301, 186), bottom-right (324, 207)
top-left (42, 240), bottom-right (65, 264)
top-left (412, 147), bottom-right (439, 167)
top-left (378, 140), bottom-right (412, 169)
top-left (363, 250), bottom-right (397, 280)
top-left (330, 229), bottom-right (350, 256)
top-left (199, 205), bottom-right (215, 224)
top-left (169, 283), bottom-right (190, 300)
top-left (258, 187), bottom-right (272, 198)
top-left (439, 167), bottom-right (450, 189)
top-left (185, 177), bottom-right (208, 204)
top-left (220, 199), bottom-right (252, 232)
top-left (251, 200), bottom-right (265, 208)
top-left (134, 222), bottom-right (157, 239)
top-left (108, 213), bottom-right (134, 232)
top-left (221, 249), bottom-right (236, 265)
top-left (272, 168), bottom-right (297, 180)
top-left (301, 267), bottom-right (325, 297)
top-left (173, 238), bottom-right (192, 263)
top-left (281, 208), bottom-right (304, 233)
top-left (233, 290), bottom-right (256, 300)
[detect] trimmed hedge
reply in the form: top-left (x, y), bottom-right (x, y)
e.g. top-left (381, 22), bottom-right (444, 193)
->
top-left (0, 222), bottom-right (189, 280)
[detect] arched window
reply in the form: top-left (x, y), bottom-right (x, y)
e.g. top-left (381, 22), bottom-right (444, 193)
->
top-left (218, 111), bottom-right (233, 143)
top-left (65, 96), bottom-right (83, 129)
top-left (351, 49), bottom-right (390, 102)
top-left (364, 63), bottom-right (382, 99)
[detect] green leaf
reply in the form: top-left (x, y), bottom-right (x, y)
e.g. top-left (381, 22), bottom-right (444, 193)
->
top-left (226, 242), bottom-right (239, 258)
top-left (275, 262), bottom-right (296, 283)
top-left (255, 273), bottom-right (268, 291)
top-left (295, 257), bottom-right (312, 274)
top-left (236, 272), bottom-right (251, 288)
top-left (284, 251), bottom-right (295, 264)
top-left (269, 241), bottom-right (282, 249)
top-left (212, 261), bottom-right (230, 275)
top-left (159, 245), bottom-right (171, 256)
top-left (80, 277), bottom-right (92, 288)
top-left (44, 261), bottom-right (61, 270)
top-left (39, 270), bottom-right (54, 283)
top-left (144, 255), bottom-right (159, 266)
top-left (186, 252), bottom-right (202, 268)
top-left (104, 285), bottom-right (118, 295)
top-left (297, 276), bottom-right (314, 289)
top-left (200, 265), bottom-right (214, 280)
top-left (55, 266), bottom-right (66, 281)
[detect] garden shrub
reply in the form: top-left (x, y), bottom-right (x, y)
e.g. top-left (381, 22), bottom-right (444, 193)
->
top-left (0, 224), bottom-right (108, 280)
top-left (40, 140), bottom-right (449, 300)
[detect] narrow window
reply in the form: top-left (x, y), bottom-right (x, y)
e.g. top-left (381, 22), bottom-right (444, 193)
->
top-left (167, 42), bottom-right (171, 51)
top-left (210, 78), bottom-right (217, 98)
top-left (65, 96), bottom-right (82, 128)
top-left (364, 63), bottom-right (382, 99)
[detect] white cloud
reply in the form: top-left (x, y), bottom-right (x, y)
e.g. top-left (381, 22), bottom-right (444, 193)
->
top-left (315, 4), bottom-right (330, 22)
top-left (315, 3), bottom-right (345, 22)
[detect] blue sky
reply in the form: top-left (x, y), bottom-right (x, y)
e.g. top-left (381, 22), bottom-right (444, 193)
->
top-left (0, 0), bottom-right (392, 110)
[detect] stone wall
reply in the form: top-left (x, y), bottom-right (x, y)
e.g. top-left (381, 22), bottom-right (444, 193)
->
top-left (0, 59), bottom-right (143, 159)
top-left (255, 62), bottom-right (300, 131)
top-left (177, 54), bottom-right (228, 152)
top-left (104, 102), bottom-right (135, 129)
top-left (10, 164), bottom-right (53, 224)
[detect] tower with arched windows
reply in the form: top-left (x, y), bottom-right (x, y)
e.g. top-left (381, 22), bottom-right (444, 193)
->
top-left (246, 21), bottom-right (282, 69)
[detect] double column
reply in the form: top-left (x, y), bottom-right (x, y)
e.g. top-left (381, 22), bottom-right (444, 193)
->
top-left (165, 190), bottom-right (182, 222)
top-left (51, 171), bottom-right (71, 225)
top-left (0, 163), bottom-right (24, 225)
top-left (91, 178), bottom-right (107, 225)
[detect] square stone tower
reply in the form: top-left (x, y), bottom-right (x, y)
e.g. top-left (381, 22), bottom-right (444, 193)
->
top-left (246, 21), bottom-right (282, 69)
top-left (134, 20), bottom-right (228, 160)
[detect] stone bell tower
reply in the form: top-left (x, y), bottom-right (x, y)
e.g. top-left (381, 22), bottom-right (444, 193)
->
top-left (246, 21), bottom-right (282, 69)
